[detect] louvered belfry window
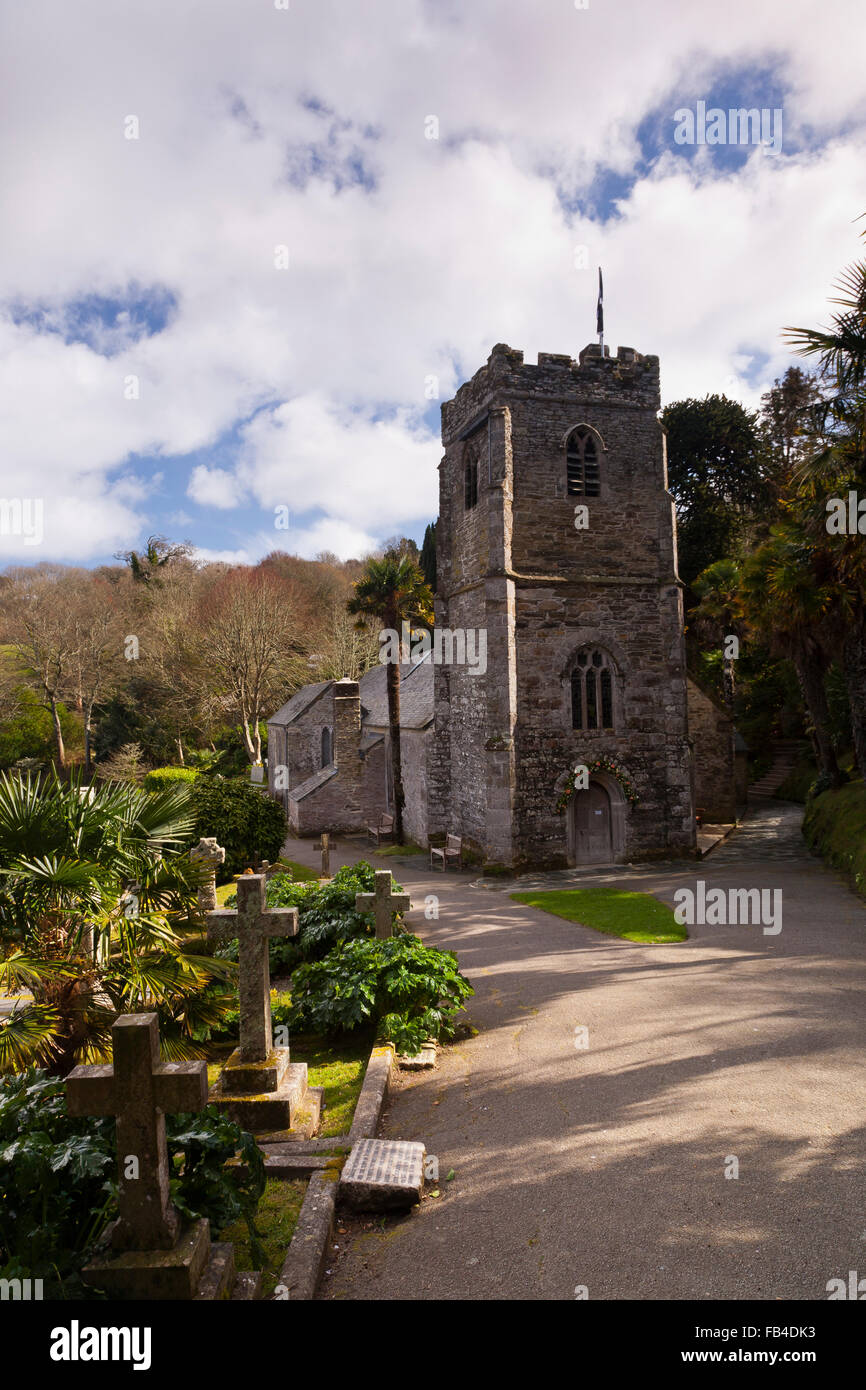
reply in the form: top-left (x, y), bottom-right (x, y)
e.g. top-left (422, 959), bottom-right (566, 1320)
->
top-left (571, 649), bottom-right (615, 730)
top-left (566, 427), bottom-right (601, 497)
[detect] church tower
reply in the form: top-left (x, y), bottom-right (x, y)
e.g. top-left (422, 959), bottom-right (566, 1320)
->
top-left (428, 341), bottom-right (695, 869)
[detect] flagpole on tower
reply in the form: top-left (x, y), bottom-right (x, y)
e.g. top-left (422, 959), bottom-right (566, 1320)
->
top-left (597, 266), bottom-right (604, 353)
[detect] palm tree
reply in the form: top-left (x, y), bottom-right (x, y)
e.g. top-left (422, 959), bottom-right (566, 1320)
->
top-left (0, 770), bottom-right (234, 1075)
top-left (785, 235), bottom-right (866, 773)
top-left (739, 525), bottom-right (844, 788)
top-left (690, 559), bottom-right (744, 710)
top-left (347, 556), bottom-right (434, 843)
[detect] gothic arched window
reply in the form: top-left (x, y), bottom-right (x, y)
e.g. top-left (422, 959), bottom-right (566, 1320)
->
top-left (321, 727), bottom-right (332, 768)
top-left (464, 443), bottom-right (479, 510)
top-left (566, 427), bottom-right (601, 498)
top-left (570, 648), bottom-right (616, 730)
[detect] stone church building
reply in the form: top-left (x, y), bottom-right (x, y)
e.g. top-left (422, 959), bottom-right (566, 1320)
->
top-left (268, 341), bottom-right (741, 870)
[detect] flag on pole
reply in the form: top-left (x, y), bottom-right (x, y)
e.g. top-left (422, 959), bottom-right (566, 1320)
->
top-left (596, 267), bottom-right (604, 338)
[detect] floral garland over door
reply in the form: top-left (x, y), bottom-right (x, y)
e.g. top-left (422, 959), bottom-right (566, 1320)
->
top-left (555, 755), bottom-right (640, 814)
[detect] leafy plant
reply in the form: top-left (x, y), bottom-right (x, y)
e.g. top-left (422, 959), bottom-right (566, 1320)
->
top-left (0, 769), bottom-right (236, 1075)
top-left (287, 934), bottom-right (474, 1055)
top-left (187, 777), bottom-right (287, 881)
top-left (0, 1068), bottom-right (265, 1295)
top-left (217, 862), bottom-right (401, 975)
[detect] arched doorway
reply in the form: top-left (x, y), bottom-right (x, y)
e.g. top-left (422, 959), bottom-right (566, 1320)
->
top-left (565, 773), bottom-right (628, 866)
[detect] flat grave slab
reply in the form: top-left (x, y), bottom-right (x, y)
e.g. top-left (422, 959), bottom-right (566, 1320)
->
top-left (339, 1137), bottom-right (425, 1211)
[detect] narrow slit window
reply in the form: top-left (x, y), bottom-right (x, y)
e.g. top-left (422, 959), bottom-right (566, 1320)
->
top-left (464, 449), bottom-right (479, 509)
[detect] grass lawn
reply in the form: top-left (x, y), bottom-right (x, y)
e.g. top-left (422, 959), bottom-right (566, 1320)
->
top-left (374, 841), bottom-right (424, 857)
top-left (219, 1178), bottom-right (307, 1298)
top-left (510, 886), bottom-right (686, 943)
top-left (287, 1031), bottom-right (372, 1137)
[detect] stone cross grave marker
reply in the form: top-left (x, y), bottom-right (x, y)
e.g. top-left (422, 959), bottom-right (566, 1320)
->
top-left (206, 874), bottom-right (298, 1062)
top-left (66, 1012), bottom-right (207, 1252)
top-left (189, 836), bottom-right (225, 914)
top-left (355, 869), bottom-right (411, 939)
top-left (320, 832), bottom-right (330, 878)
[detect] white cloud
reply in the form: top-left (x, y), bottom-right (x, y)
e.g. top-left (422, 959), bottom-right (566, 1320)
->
top-left (187, 465), bottom-right (241, 510)
top-left (2, 0), bottom-right (866, 560)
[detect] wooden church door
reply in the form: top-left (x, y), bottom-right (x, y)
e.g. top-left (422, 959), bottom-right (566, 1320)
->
top-left (568, 781), bottom-right (613, 864)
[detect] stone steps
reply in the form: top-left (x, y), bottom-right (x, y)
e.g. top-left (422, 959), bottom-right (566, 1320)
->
top-left (749, 747), bottom-right (800, 797)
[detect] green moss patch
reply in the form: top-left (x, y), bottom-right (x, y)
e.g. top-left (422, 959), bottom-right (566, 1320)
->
top-left (803, 778), bottom-right (866, 898)
top-left (510, 886), bottom-right (686, 943)
top-left (219, 1177), bottom-right (307, 1298)
top-left (290, 1032), bottom-right (373, 1137)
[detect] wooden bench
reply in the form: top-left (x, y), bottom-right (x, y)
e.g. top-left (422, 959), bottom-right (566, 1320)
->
top-left (366, 813), bottom-right (394, 847)
top-left (430, 834), bottom-right (463, 871)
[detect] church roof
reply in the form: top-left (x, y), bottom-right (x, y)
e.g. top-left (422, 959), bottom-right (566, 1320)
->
top-left (359, 655), bottom-right (433, 730)
top-left (268, 682), bottom-right (330, 728)
top-left (287, 765), bottom-right (339, 802)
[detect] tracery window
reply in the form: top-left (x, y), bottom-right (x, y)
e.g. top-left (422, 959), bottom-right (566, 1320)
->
top-left (570, 649), bottom-right (616, 730)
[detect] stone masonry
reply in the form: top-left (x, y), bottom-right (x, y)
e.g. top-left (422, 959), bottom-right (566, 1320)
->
top-left (428, 342), bottom-right (696, 869)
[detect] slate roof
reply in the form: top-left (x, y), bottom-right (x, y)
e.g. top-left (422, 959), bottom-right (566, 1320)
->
top-left (359, 655), bottom-right (433, 730)
top-left (268, 682), bottom-right (331, 728)
top-left (287, 765), bottom-right (339, 802)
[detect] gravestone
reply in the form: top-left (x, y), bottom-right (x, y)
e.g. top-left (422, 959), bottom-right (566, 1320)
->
top-left (189, 836), bottom-right (225, 915)
top-left (66, 1012), bottom-right (260, 1299)
top-left (355, 870), bottom-right (412, 939)
top-left (340, 1138), bottom-right (426, 1210)
top-left (206, 875), bottom-right (322, 1134)
top-left (320, 832), bottom-right (330, 878)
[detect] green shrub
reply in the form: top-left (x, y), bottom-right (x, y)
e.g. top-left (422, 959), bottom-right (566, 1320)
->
top-left (803, 779), bottom-right (866, 898)
top-left (287, 934), bottom-right (474, 1055)
top-left (0, 1068), bottom-right (265, 1295)
top-left (143, 766), bottom-right (199, 791)
top-left (187, 777), bottom-right (287, 881)
top-left (217, 862), bottom-right (400, 974)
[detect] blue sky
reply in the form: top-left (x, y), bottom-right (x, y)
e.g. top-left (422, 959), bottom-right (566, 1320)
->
top-left (1, 0), bottom-right (864, 567)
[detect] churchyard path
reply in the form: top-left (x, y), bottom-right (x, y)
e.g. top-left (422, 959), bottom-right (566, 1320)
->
top-left (285, 803), bottom-right (866, 1300)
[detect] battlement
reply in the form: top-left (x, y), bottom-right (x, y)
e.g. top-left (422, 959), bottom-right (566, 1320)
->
top-left (441, 342), bottom-right (660, 441)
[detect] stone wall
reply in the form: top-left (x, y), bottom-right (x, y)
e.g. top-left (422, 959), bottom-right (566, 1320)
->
top-left (687, 678), bottom-right (737, 823)
top-left (431, 341), bottom-right (696, 868)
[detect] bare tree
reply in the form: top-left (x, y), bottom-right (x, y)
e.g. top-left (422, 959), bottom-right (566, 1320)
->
top-left (4, 567), bottom-right (79, 769)
top-left (197, 569), bottom-right (304, 766)
top-left (306, 599), bottom-right (381, 682)
top-left (65, 574), bottom-right (127, 776)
